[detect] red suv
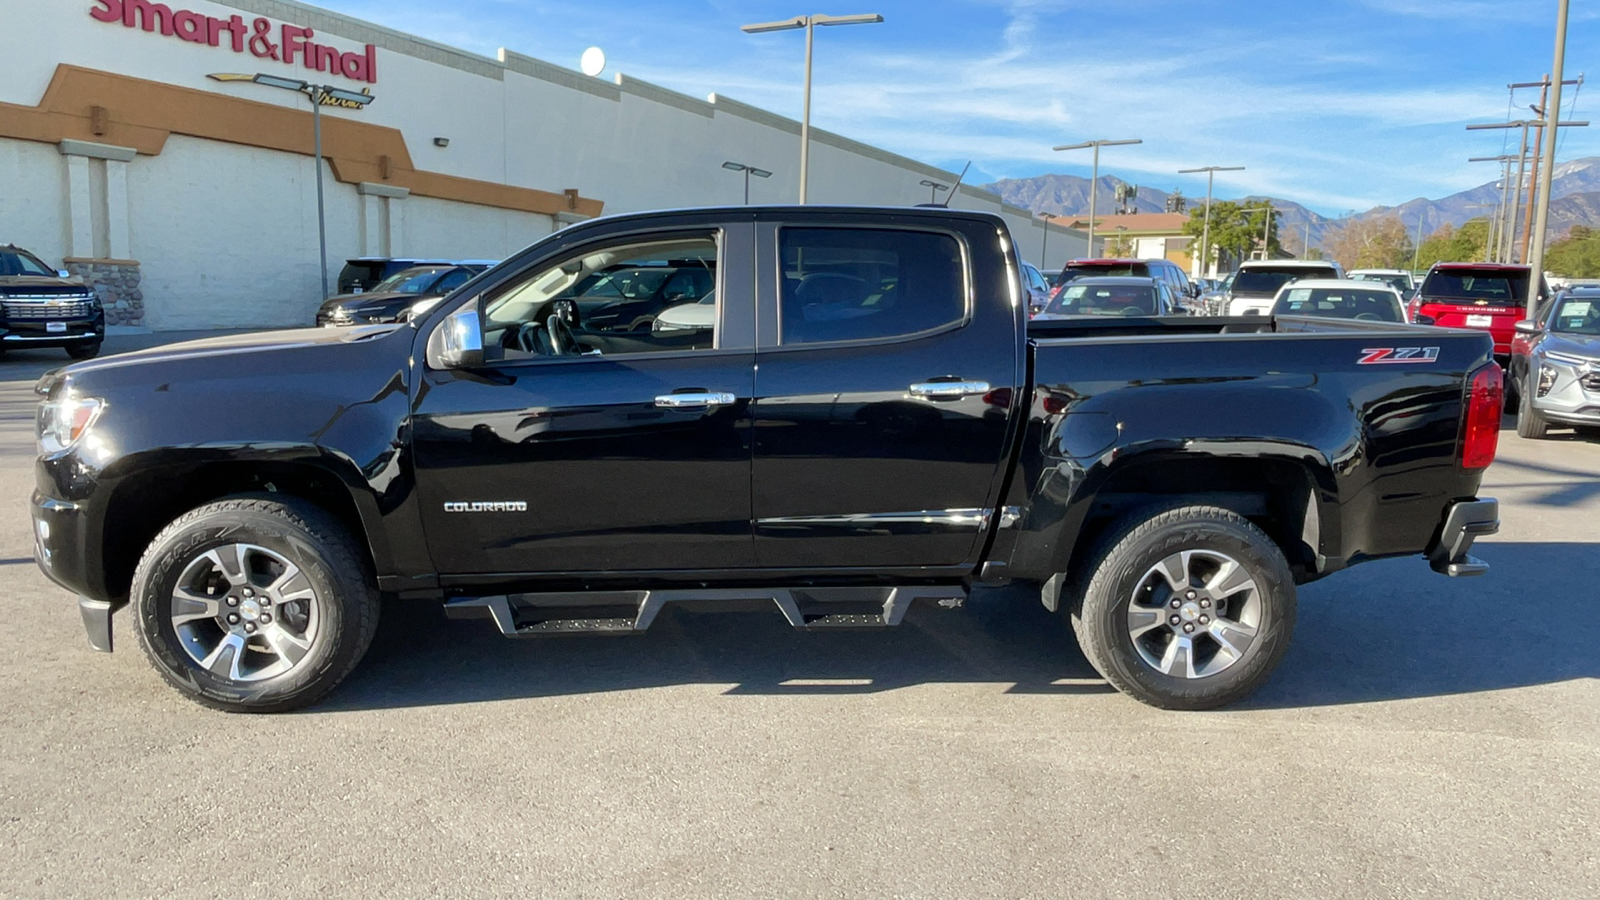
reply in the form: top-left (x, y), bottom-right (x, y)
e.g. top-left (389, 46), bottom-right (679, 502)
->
top-left (1409, 264), bottom-right (1548, 359)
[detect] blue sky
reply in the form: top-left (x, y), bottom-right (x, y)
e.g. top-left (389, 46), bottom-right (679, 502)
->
top-left (313, 0), bottom-right (1598, 215)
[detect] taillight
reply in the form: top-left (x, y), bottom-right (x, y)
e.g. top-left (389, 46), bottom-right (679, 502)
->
top-left (1461, 364), bottom-right (1503, 469)
top-left (1048, 285), bottom-right (1062, 301)
top-left (982, 388), bottom-right (1013, 408)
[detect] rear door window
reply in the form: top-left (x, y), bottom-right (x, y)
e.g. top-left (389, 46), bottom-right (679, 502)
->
top-left (778, 228), bottom-right (967, 345)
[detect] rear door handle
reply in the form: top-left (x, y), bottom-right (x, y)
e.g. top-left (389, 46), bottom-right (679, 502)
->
top-left (909, 381), bottom-right (990, 400)
top-left (655, 391), bottom-right (737, 409)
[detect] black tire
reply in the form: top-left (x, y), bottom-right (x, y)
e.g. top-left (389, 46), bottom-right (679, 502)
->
top-left (65, 341), bottom-right (102, 360)
top-left (131, 495), bottom-right (379, 713)
top-left (1069, 505), bottom-right (1297, 710)
top-left (1516, 384), bottom-right (1549, 439)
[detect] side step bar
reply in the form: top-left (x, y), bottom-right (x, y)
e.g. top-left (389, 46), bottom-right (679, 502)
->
top-left (445, 586), bottom-right (969, 636)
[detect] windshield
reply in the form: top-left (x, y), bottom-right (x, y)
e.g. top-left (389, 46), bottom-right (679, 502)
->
top-left (0, 250), bottom-right (55, 277)
top-left (1045, 282), bottom-right (1160, 316)
top-left (372, 268), bottom-right (444, 294)
top-left (1273, 287), bottom-right (1402, 322)
top-left (1233, 267), bottom-right (1336, 295)
top-left (1420, 270), bottom-right (1529, 307)
top-left (1549, 297), bottom-right (1600, 335)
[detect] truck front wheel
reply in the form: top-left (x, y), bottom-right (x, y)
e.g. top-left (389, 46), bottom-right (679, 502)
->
top-left (1070, 506), bottom-right (1296, 710)
top-left (130, 496), bottom-right (379, 713)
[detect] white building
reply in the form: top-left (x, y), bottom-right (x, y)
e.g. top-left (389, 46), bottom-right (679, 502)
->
top-left (0, 0), bottom-right (1084, 330)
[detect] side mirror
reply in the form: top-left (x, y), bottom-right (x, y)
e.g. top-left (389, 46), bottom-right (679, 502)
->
top-left (1513, 321), bottom-right (1543, 336)
top-left (57, 269), bottom-right (71, 278)
top-left (426, 303), bottom-right (485, 369)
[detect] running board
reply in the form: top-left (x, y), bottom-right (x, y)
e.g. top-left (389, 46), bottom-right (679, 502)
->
top-left (444, 586), bottom-right (968, 636)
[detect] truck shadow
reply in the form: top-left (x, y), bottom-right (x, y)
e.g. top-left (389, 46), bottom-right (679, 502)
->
top-left (323, 541), bottom-right (1597, 712)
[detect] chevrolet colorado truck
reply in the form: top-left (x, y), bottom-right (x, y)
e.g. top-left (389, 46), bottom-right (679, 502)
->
top-left (32, 206), bottom-right (1504, 713)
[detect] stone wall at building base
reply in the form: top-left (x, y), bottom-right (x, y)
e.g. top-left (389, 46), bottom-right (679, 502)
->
top-left (64, 258), bottom-right (143, 327)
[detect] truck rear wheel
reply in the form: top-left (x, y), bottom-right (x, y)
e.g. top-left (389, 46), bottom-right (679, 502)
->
top-left (1069, 506), bottom-right (1296, 710)
top-left (130, 496), bottom-right (379, 713)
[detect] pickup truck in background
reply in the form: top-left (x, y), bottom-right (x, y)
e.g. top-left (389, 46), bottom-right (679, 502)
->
top-left (32, 206), bottom-right (1503, 713)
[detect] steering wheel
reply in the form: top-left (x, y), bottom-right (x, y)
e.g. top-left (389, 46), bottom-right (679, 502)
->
top-left (1355, 312), bottom-right (1382, 322)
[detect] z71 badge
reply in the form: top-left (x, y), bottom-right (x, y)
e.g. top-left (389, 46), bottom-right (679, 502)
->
top-left (1358, 347), bottom-right (1440, 365)
top-left (444, 501), bottom-right (529, 513)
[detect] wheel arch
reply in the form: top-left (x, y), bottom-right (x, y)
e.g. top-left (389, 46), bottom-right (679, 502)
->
top-left (95, 453), bottom-right (392, 601)
top-left (1049, 447), bottom-right (1336, 588)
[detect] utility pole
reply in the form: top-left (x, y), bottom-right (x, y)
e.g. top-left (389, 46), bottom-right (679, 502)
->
top-left (1255, 202), bottom-right (1274, 260)
top-left (1529, 1), bottom-right (1573, 301)
top-left (1412, 215), bottom-right (1426, 272)
top-left (1302, 222), bottom-right (1311, 259)
top-left (1178, 165), bottom-right (1245, 277)
top-left (1040, 212), bottom-right (1057, 267)
top-left (1467, 105), bottom-right (1585, 263)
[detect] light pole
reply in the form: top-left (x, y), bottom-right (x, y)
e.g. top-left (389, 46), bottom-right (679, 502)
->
top-left (1255, 202), bottom-right (1274, 260)
top-left (741, 13), bottom-right (883, 204)
top-left (210, 73), bottom-right (374, 300)
top-left (1468, 156), bottom-right (1517, 262)
top-left (722, 161), bottom-right (773, 204)
top-left (920, 179), bottom-right (949, 205)
top-left (1040, 212), bottom-right (1057, 267)
top-left (1177, 165), bottom-right (1243, 277)
top-left (1054, 138), bottom-right (1141, 256)
top-left (1530, 0), bottom-right (1573, 312)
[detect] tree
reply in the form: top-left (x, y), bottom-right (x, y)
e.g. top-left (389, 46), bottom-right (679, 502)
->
top-left (1105, 231), bottom-right (1135, 257)
top-left (1544, 225), bottom-right (1600, 277)
top-left (1322, 215), bottom-right (1413, 270)
top-left (1414, 218), bottom-right (1493, 268)
top-left (1182, 201), bottom-right (1283, 270)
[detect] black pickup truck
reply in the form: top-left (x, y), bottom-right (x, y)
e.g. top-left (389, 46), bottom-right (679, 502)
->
top-left (32, 207), bottom-right (1504, 713)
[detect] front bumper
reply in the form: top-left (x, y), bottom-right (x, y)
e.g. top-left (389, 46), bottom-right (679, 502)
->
top-left (32, 490), bottom-right (120, 652)
top-left (1, 315), bottom-right (104, 348)
top-left (1426, 499), bottom-right (1498, 577)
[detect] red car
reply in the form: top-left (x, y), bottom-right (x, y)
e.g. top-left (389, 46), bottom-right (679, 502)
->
top-left (1408, 263), bottom-right (1548, 359)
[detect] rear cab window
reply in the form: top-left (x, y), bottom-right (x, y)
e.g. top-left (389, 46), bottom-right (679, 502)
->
top-left (778, 228), bottom-right (967, 345)
top-left (1058, 261), bottom-right (1149, 285)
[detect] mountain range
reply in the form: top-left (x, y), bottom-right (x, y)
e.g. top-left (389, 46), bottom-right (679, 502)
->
top-left (982, 157), bottom-right (1600, 251)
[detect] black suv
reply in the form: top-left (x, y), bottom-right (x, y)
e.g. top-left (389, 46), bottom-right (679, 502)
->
top-left (0, 245), bottom-right (104, 359)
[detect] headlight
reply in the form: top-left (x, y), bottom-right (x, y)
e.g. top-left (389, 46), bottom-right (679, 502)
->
top-left (1538, 364), bottom-right (1558, 397)
top-left (1544, 350), bottom-right (1592, 367)
top-left (38, 394), bottom-right (104, 455)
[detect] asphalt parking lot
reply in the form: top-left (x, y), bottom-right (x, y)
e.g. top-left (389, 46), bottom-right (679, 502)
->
top-left (0, 336), bottom-right (1596, 899)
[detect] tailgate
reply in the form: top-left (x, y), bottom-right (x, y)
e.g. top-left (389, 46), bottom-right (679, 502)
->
top-left (1420, 301), bottom-right (1521, 351)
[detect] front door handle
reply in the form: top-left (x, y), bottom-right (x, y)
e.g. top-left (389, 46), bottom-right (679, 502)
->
top-left (655, 391), bottom-right (737, 409)
top-left (909, 381), bottom-right (990, 400)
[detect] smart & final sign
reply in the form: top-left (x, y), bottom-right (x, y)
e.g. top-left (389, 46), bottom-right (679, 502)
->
top-left (89, 1), bottom-right (378, 84)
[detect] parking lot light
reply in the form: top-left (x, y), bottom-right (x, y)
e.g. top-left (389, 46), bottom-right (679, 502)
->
top-left (1054, 139), bottom-right (1142, 256)
top-left (741, 13), bottom-right (884, 204)
top-left (1178, 165), bottom-right (1245, 277)
top-left (920, 179), bottom-right (949, 205)
top-left (208, 73), bottom-right (376, 300)
top-left (722, 161), bottom-right (773, 204)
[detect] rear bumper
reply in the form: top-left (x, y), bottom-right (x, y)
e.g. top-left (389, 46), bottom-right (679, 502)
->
top-left (1425, 499), bottom-right (1498, 577)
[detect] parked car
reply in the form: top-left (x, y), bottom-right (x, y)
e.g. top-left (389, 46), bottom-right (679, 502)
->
top-left (1051, 258), bottom-right (1196, 308)
top-left (1034, 276), bottom-right (1179, 319)
top-left (1508, 287), bottom-right (1600, 438)
top-left (563, 260), bottom-right (716, 332)
top-left (0, 244), bottom-right (104, 359)
top-left (1349, 268), bottom-right (1416, 299)
top-left (1225, 259), bottom-right (1344, 316)
top-left (1408, 263), bottom-right (1548, 362)
top-left (1270, 279), bottom-right (1407, 324)
top-left (1020, 262), bottom-right (1052, 314)
top-left (652, 290), bottom-right (717, 334)
top-left (336, 256), bottom-right (499, 295)
top-left (316, 264), bottom-right (490, 326)
top-left (34, 205), bottom-right (1501, 715)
